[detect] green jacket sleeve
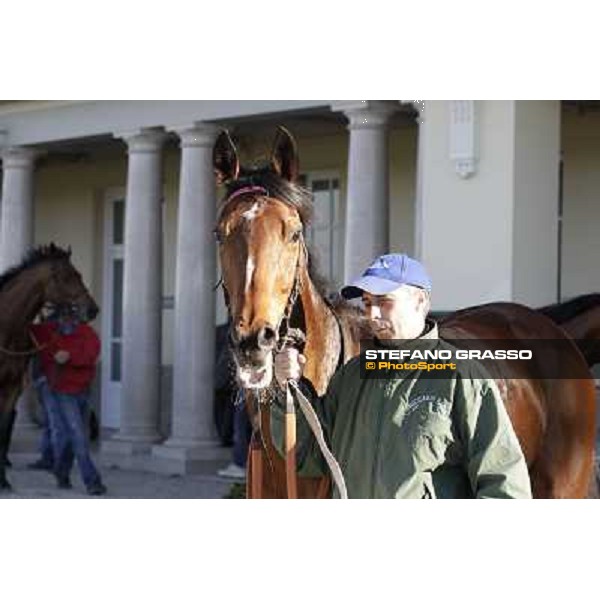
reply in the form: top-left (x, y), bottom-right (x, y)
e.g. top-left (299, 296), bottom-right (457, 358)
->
top-left (455, 373), bottom-right (532, 499)
top-left (269, 371), bottom-right (341, 479)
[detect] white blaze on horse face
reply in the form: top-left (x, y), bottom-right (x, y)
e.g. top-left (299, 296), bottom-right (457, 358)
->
top-left (245, 256), bottom-right (255, 295)
top-left (242, 202), bottom-right (261, 221)
top-left (242, 202), bottom-right (261, 295)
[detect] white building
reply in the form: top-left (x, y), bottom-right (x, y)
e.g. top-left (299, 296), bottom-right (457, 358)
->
top-left (1, 100), bottom-right (597, 473)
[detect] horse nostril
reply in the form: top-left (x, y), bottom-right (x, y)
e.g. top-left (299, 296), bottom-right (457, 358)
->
top-left (258, 325), bottom-right (277, 349)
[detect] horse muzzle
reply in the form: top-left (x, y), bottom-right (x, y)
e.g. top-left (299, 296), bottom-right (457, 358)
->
top-left (231, 325), bottom-right (279, 389)
top-left (235, 352), bottom-right (274, 389)
top-left (73, 298), bottom-right (100, 322)
top-left (86, 303), bottom-right (100, 321)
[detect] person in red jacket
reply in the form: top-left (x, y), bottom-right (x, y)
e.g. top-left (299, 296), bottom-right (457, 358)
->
top-left (30, 303), bottom-right (106, 496)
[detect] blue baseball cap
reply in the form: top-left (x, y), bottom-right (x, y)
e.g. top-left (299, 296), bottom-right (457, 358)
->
top-left (341, 254), bottom-right (432, 299)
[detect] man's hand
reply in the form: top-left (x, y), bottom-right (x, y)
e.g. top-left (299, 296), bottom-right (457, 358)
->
top-left (54, 350), bottom-right (70, 365)
top-left (274, 348), bottom-right (306, 388)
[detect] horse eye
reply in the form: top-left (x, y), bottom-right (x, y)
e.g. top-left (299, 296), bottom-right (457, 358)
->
top-left (290, 230), bottom-right (302, 243)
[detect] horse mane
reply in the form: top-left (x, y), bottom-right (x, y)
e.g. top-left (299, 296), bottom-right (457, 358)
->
top-left (304, 250), bottom-right (335, 301)
top-left (538, 293), bottom-right (600, 323)
top-left (0, 244), bottom-right (71, 292)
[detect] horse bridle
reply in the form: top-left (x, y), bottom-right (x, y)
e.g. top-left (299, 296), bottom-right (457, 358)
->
top-left (216, 185), bottom-right (307, 363)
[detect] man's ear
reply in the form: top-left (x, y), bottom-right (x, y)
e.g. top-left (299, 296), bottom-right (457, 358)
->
top-left (270, 126), bottom-right (299, 182)
top-left (417, 289), bottom-right (431, 315)
top-left (213, 130), bottom-right (240, 185)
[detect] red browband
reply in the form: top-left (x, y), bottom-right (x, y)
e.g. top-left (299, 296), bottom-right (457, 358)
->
top-left (225, 185), bottom-right (268, 203)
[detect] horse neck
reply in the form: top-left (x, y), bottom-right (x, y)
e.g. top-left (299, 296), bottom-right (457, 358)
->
top-left (298, 266), bottom-right (341, 396)
top-left (560, 306), bottom-right (600, 366)
top-left (0, 263), bottom-right (48, 344)
top-left (562, 306), bottom-right (600, 341)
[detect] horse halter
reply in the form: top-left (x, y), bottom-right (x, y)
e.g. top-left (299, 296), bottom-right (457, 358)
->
top-left (225, 185), bottom-right (269, 203)
top-left (275, 235), bottom-right (306, 353)
top-left (216, 184), bottom-right (269, 224)
top-left (216, 185), bottom-right (307, 359)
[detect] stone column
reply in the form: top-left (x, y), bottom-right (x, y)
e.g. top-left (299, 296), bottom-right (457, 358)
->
top-left (0, 147), bottom-right (38, 271)
top-left (153, 123), bottom-right (227, 474)
top-left (407, 101), bottom-right (426, 260)
top-left (332, 101), bottom-right (396, 282)
top-left (103, 128), bottom-right (167, 461)
top-left (0, 147), bottom-right (40, 448)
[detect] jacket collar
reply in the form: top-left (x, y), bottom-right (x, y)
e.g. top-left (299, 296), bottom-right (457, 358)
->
top-left (374, 318), bottom-right (439, 348)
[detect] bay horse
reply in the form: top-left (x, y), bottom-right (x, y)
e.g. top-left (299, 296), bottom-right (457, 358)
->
top-left (0, 244), bottom-right (99, 490)
top-left (539, 293), bottom-right (600, 367)
top-left (214, 127), bottom-right (596, 498)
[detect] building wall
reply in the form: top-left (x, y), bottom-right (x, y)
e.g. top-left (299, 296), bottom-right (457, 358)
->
top-left (31, 103), bottom-right (600, 351)
top-left (561, 109), bottom-right (600, 298)
top-left (389, 124), bottom-right (418, 256)
top-left (512, 100), bottom-right (560, 306)
top-left (419, 101), bottom-right (515, 310)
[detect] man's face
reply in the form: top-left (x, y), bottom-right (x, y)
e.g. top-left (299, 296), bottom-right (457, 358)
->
top-left (362, 285), bottom-right (428, 340)
top-left (58, 312), bottom-right (79, 334)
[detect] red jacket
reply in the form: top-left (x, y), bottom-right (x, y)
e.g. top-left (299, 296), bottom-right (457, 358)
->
top-left (30, 322), bottom-right (101, 394)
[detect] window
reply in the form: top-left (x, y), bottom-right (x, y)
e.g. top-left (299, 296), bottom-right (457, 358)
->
top-left (301, 173), bottom-right (343, 288)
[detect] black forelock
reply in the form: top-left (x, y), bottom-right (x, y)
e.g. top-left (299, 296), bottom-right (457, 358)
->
top-left (222, 166), bottom-right (314, 227)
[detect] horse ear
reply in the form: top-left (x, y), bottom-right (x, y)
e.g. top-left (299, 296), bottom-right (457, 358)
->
top-left (271, 126), bottom-right (299, 183)
top-left (67, 245), bottom-right (72, 257)
top-left (213, 130), bottom-right (240, 185)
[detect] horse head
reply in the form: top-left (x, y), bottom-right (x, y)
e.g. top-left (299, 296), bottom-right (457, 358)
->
top-left (214, 127), bottom-right (310, 389)
top-left (42, 244), bottom-right (100, 322)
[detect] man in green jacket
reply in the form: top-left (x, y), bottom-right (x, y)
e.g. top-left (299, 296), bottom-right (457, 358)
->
top-left (272, 253), bottom-right (532, 499)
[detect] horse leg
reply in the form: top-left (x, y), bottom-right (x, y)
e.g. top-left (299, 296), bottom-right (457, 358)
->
top-left (0, 410), bottom-right (16, 490)
top-left (5, 409), bottom-right (16, 463)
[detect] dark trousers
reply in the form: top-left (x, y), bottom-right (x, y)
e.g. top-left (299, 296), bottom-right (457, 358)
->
top-left (43, 386), bottom-right (102, 488)
top-left (36, 380), bottom-right (55, 466)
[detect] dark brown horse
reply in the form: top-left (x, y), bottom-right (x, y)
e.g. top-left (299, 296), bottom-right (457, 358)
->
top-left (214, 127), bottom-right (596, 499)
top-left (0, 244), bottom-right (99, 490)
top-left (440, 304), bottom-right (596, 497)
top-left (539, 293), bottom-right (600, 367)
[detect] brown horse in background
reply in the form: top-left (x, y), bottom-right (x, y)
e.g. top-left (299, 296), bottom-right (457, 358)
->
top-left (214, 127), bottom-right (596, 498)
top-left (0, 244), bottom-right (99, 490)
top-left (440, 304), bottom-right (596, 497)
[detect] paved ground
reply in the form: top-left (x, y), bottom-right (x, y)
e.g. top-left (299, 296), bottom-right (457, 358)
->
top-left (4, 425), bottom-right (599, 499)
top-left (1, 453), bottom-right (243, 499)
